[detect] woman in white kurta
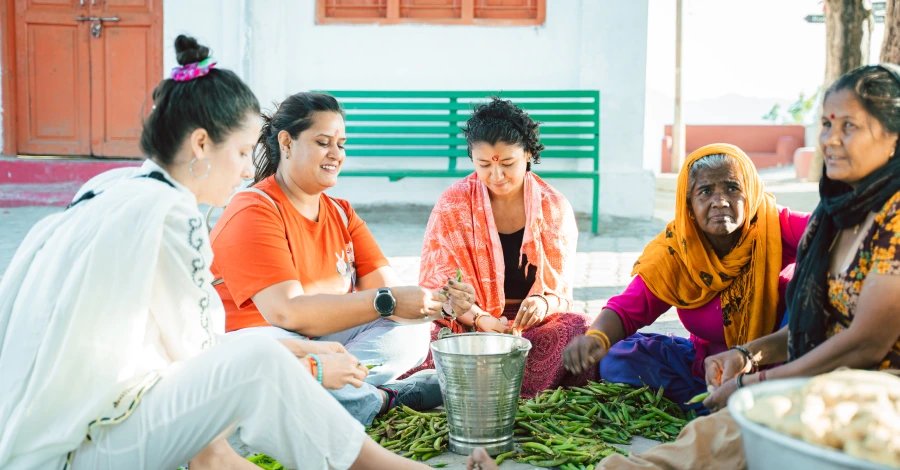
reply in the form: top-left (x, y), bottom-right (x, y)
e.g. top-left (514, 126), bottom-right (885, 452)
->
top-left (0, 35), bottom-right (435, 470)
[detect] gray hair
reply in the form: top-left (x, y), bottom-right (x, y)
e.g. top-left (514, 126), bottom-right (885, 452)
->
top-left (688, 153), bottom-right (732, 191)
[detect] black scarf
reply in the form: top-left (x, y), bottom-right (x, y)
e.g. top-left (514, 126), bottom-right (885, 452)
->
top-left (787, 155), bottom-right (900, 359)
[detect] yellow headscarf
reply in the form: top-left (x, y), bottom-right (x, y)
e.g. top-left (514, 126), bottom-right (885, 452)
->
top-left (633, 143), bottom-right (782, 347)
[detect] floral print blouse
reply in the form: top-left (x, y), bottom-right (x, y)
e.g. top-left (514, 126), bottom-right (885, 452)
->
top-left (826, 190), bottom-right (900, 370)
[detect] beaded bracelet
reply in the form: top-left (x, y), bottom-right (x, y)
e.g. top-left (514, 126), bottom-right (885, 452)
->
top-left (730, 345), bottom-right (759, 373)
top-left (585, 329), bottom-right (611, 351)
top-left (307, 353), bottom-right (324, 384)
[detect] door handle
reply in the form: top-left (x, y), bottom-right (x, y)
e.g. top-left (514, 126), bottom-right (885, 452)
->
top-left (75, 16), bottom-right (120, 22)
top-left (75, 16), bottom-right (120, 38)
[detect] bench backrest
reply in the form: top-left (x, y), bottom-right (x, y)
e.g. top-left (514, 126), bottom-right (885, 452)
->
top-left (325, 90), bottom-right (600, 172)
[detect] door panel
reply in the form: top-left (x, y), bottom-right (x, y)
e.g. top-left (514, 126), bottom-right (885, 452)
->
top-left (89, 0), bottom-right (162, 158)
top-left (14, 0), bottom-right (91, 155)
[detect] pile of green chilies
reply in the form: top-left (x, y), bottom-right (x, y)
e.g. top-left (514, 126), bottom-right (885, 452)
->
top-left (506, 381), bottom-right (695, 468)
top-left (366, 381), bottom-right (696, 468)
top-left (366, 405), bottom-right (449, 462)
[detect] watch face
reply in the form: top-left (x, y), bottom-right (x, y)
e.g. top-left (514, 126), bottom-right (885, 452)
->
top-left (375, 290), bottom-right (395, 314)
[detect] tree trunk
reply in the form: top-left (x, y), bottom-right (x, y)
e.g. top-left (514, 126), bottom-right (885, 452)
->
top-left (809, 0), bottom-right (869, 181)
top-left (882, 0), bottom-right (900, 63)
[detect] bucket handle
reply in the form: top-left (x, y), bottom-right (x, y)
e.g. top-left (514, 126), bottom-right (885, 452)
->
top-left (501, 346), bottom-right (528, 381)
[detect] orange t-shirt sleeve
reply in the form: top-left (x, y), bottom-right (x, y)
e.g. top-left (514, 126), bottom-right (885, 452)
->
top-left (338, 198), bottom-right (389, 277)
top-left (212, 201), bottom-right (298, 308)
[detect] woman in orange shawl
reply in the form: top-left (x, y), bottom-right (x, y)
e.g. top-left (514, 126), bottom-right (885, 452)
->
top-left (405, 97), bottom-right (591, 397)
top-left (563, 143), bottom-right (810, 410)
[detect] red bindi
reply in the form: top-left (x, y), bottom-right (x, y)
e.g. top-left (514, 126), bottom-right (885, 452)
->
top-left (491, 155), bottom-right (499, 162)
top-left (830, 113), bottom-right (836, 120)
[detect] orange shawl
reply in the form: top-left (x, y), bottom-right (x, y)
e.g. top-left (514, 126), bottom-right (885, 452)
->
top-left (633, 143), bottom-right (782, 347)
top-left (420, 172), bottom-right (578, 332)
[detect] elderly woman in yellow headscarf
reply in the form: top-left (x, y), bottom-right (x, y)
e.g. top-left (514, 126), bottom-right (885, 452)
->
top-left (563, 143), bottom-right (810, 409)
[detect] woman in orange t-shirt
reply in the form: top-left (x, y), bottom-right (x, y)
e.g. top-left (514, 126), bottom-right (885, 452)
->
top-left (210, 92), bottom-right (474, 425)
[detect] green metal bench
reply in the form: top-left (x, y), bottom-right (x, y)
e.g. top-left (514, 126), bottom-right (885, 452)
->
top-left (325, 90), bottom-right (601, 233)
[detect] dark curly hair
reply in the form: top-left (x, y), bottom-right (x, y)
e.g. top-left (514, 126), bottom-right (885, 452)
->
top-left (139, 35), bottom-right (259, 166)
top-left (461, 97), bottom-right (544, 170)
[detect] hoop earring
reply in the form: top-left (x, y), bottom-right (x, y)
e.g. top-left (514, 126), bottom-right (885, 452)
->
top-left (189, 158), bottom-right (212, 179)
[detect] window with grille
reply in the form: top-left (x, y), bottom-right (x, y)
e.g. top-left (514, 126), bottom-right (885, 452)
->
top-left (317, 0), bottom-right (546, 25)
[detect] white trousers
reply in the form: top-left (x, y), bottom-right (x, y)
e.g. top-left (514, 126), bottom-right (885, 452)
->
top-left (232, 318), bottom-right (431, 425)
top-left (71, 335), bottom-right (366, 470)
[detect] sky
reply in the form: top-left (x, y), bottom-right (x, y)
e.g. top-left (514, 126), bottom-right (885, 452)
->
top-left (646, 0), bottom-right (886, 124)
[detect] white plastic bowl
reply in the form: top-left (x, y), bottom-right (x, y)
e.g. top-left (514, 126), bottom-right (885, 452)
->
top-left (728, 378), bottom-right (895, 470)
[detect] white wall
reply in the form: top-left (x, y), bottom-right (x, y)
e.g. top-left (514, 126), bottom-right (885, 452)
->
top-left (164, 0), bottom-right (656, 218)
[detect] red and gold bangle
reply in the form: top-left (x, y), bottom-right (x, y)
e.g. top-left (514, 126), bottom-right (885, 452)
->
top-left (306, 356), bottom-right (319, 383)
top-left (585, 329), bottom-right (611, 350)
top-left (472, 311), bottom-right (489, 331)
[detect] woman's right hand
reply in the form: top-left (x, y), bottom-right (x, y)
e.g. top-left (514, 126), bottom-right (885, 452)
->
top-left (704, 348), bottom-right (749, 388)
top-left (445, 279), bottom-right (476, 317)
top-left (315, 352), bottom-right (369, 390)
top-left (563, 335), bottom-right (607, 375)
top-left (390, 286), bottom-right (445, 322)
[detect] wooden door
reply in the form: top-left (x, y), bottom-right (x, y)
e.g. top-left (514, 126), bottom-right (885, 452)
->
top-left (13, 0), bottom-right (161, 158)
top-left (88, 0), bottom-right (162, 157)
top-left (14, 0), bottom-right (92, 155)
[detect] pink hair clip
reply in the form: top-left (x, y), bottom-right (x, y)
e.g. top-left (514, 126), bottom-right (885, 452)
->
top-left (171, 58), bottom-right (216, 82)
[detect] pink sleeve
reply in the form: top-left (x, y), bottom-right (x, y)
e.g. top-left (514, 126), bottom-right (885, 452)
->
top-left (604, 275), bottom-right (673, 336)
top-left (778, 206), bottom-right (811, 265)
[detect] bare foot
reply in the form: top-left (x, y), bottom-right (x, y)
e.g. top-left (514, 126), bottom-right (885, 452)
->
top-left (466, 447), bottom-right (499, 470)
top-left (189, 439), bottom-right (258, 470)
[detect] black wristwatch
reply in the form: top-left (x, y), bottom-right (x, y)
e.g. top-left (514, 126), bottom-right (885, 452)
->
top-left (373, 287), bottom-right (396, 317)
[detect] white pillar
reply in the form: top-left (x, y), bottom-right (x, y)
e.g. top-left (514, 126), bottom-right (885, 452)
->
top-left (578, 0), bottom-right (655, 219)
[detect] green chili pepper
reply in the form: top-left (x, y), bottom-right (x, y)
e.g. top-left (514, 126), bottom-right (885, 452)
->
top-left (494, 450), bottom-right (516, 465)
top-left (455, 268), bottom-right (463, 282)
top-left (522, 441), bottom-right (555, 455)
top-left (684, 391), bottom-right (710, 405)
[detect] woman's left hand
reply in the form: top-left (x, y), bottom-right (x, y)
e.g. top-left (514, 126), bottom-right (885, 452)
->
top-left (513, 296), bottom-right (549, 332)
top-left (702, 377), bottom-right (738, 412)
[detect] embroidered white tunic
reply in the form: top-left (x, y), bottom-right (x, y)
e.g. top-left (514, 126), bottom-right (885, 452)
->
top-left (0, 160), bottom-right (222, 469)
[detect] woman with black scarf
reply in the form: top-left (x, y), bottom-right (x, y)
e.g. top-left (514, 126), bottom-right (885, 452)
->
top-left (700, 63), bottom-right (900, 411)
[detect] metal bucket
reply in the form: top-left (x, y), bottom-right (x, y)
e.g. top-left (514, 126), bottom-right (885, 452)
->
top-left (430, 333), bottom-right (532, 456)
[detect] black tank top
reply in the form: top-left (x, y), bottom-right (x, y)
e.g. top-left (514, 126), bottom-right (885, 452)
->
top-left (498, 228), bottom-right (536, 299)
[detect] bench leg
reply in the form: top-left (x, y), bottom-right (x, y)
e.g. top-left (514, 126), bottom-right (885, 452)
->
top-left (592, 174), bottom-right (600, 234)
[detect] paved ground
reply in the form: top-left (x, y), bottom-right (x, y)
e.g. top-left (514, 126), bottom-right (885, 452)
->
top-left (0, 167), bottom-right (819, 469)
